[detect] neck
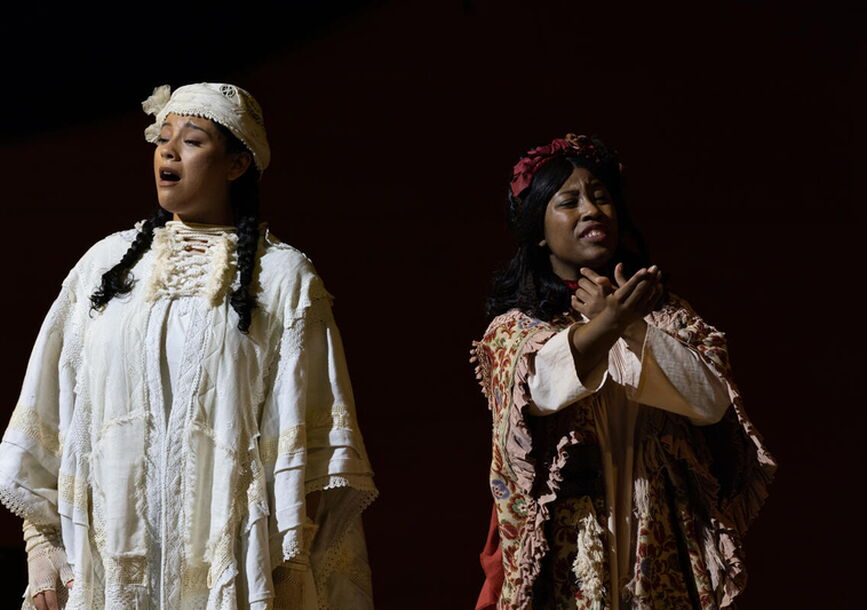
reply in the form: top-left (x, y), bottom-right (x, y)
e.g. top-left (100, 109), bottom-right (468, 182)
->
top-left (173, 209), bottom-right (234, 226)
top-left (549, 257), bottom-right (579, 281)
top-left (550, 259), bottom-right (615, 282)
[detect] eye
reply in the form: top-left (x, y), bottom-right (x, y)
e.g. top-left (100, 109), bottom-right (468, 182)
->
top-left (557, 198), bottom-right (578, 208)
top-left (184, 140), bottom-right (202, 147)
top-left (593, 191), bottom-right (609, 202)
top-left (156, 136), bottom-right (168, 144)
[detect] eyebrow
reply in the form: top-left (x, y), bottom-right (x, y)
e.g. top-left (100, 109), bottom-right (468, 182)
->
top-left (557, 181), bottom-right (607, 195)
top-left (160, 121), bottom-right (211, 134)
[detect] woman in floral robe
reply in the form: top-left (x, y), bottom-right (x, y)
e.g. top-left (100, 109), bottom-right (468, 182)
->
top-left (472, 134), bottom-right (775, 610)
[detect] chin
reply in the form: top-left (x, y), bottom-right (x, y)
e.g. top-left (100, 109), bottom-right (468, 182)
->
top-left (578, 249), bottom-right (615, 271)
top-left (155, 194), bottom-right (184, 214)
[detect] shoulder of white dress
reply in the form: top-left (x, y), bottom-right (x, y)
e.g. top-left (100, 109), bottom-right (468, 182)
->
top-left (260, 238), bottom-right (318, 279)
top-left (87, 226), bottom-right (138, 254)
top-left (258, 239), bottom-right (332, 318)
top-left (64, 226), bottom-right (140, 288)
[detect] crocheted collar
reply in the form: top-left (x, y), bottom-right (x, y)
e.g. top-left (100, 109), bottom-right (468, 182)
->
top-left (144, 220), bottom-right (241, 305)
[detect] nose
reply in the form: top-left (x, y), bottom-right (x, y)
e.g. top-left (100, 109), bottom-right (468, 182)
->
top-left (578, 195), bottom-right (603, 220)
top-left (159, 138), bottom-right (178, 160)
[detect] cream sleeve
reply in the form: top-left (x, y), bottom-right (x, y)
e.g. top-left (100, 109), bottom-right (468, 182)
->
top-left (526, 324), bottom-right (608, 416)
top-left (528, 322), bottom-right (731, 425)
top-left (630, 324), bottom-right (731, 425)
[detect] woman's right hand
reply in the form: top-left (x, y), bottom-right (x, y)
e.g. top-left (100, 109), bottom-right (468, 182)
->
top-left (23, 520), bottom-right (74, 610)
top-left (33, 584), bottom-right (73, 610)
top-left (574, 263), bottom-right (662, 330)
top-left (567, 263), bottom-right (662, 379)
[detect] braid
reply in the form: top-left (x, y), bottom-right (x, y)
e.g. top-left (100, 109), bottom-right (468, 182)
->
top-left (90, 207), bottom-right (172, 312)
top-left (230, 203), bottom-right (260, 333)
top-left (217, 123), bottom-right (262, 333)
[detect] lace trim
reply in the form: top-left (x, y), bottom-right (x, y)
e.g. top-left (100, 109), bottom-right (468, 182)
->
top-left (259, 424), bottom-right (305, 465)
top-left (305, 474), bottom-right (377, 495)
top-left (311, 480), bottom-right (378, 610)
top-left (271, 563), bottom-right (308, 610)
top-left (206, 562), bottom-right (240, 610)
top-left (206, 444), bottom-right (264, 591)
top-left (311, 404), bottom-right (353, 431)
top-left (328, 519), bottom-right (373, 597)
top-left (39, 274), bottom-right (82, 375)
top-left (138, 302), bottom-right (165, 603)
top-left (147, 104), bottom-right (269, 172)
top-left (259, 410), bottom-right (359, 463)
top-left (282, 528), bottom-right (303, 564)
top-left (245, 456), bottom-right (270, 529)
top-left (278, 296), bottom-right (334, 363)
top-left (278, 521), bottom-right (319, 567)
top-left (7, 405), bottom-right (62, 457)
top-left (91, 499), bottom-right (107, 551)
top-left (0, 484), bottom-right (34, 520)
top-left (181, 563), bottom-right (209, 591)
top-left (104, 554), bottom-right (148, 587)
top-left (58, 472), bottom-right (89, 511)
top-left (165, 301), bottom-right (210, 608)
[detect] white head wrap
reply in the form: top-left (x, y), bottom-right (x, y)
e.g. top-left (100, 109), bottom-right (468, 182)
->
top-left (142, 83), bottom-right (270, 172)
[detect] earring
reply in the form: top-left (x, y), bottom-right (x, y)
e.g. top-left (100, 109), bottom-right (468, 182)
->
top-left (538, 239), bottom-right (547, 247)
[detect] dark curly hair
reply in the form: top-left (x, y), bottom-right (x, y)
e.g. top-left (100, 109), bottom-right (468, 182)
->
top-left (89, 124), bottom-right (262, 333)
top-left (487, 136), bottom-right (650, 321)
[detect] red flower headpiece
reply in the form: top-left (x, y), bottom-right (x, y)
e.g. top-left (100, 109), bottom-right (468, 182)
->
top-left (510, 133), bottom-right (609, 198)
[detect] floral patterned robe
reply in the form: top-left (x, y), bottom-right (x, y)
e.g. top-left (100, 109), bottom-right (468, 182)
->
top-left (471, 297), bottom-right (775, 609)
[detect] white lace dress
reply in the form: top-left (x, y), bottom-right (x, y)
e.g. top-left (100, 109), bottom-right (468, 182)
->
top-left (0, 220), bottom-right (377, 609)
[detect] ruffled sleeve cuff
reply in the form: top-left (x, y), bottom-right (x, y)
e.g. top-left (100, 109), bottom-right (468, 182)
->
top-left (526, 324), bottom-right (608, 416)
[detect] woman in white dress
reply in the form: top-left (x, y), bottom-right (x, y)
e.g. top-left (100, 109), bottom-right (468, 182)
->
top-left (0, 83), bottom-right (377, 610)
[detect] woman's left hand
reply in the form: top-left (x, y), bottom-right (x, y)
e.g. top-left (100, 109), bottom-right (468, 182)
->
top-left (570, 268), bottom-right (614, 319)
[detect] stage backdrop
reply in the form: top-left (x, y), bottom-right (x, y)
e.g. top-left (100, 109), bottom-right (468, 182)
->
top-left (0, 2), bottom-right (862, 608)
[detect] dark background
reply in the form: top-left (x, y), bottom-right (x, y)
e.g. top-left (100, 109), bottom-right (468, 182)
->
top-left (0, 1), bottom-right (862, 607)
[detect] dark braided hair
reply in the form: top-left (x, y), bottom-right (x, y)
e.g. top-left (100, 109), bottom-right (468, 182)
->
top-left (487, 137), bottom-right (650, 321)
top-left (89, 207), bottom-right (173, 309)
top-left (89, 123), bottom-right (262, 333)
top-left (223, 130), bottom-right (261, 333)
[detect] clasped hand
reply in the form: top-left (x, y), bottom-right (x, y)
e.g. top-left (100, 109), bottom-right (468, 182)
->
top-left (570, 263), bottom-right (663, 329)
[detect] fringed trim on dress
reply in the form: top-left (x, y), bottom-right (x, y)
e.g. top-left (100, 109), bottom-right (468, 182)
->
top-left (572, 496), bottom-right (607, 602)
top-left (145, 221), bottom-right (240, 305)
